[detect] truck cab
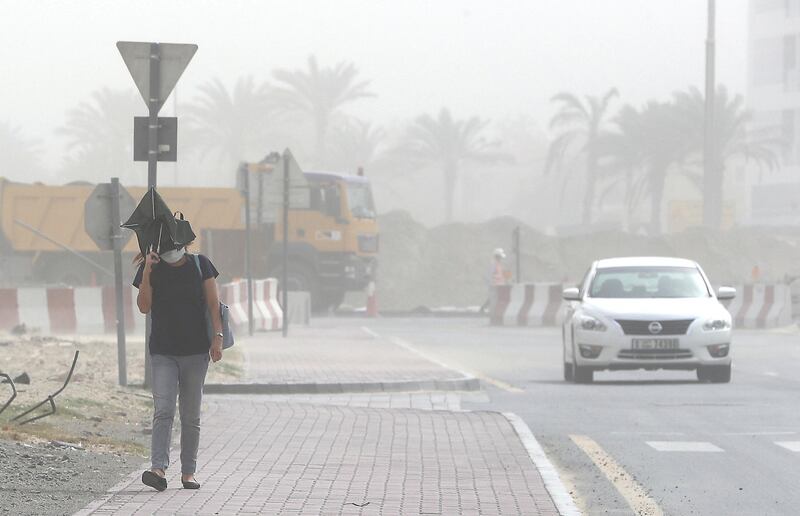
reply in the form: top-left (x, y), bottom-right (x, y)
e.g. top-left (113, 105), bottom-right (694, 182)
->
top-left (271, 171), bottom-right (379, 310)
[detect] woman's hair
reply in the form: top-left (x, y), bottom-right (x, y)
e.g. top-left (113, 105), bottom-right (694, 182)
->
top-left (133, 241), bottom-right (194, 266)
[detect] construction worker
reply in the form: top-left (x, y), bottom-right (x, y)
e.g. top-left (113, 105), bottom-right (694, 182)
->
top-left (480, 248), bottom-right (509, 313)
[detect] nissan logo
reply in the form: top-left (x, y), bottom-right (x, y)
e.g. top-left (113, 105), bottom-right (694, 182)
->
top-left (648, 321), bottom-right (663, 334)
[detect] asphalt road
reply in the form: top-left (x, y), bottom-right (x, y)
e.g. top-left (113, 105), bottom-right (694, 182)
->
top-left (357, 317), bottom-right (800, 516)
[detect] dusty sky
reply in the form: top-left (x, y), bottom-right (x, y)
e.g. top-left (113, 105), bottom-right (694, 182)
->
top-left (1, 0), bottom-right (749, 171)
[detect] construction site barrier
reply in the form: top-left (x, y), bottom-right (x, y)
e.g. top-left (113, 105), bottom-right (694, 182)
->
top-left (490, 284), bottom-right (566, 327)
top-left (0, 277), bottom-right (284, 336)
top-left (720, 284), bottom-right (792, 329)
top-left (491, 283), bottom-right (793, 329)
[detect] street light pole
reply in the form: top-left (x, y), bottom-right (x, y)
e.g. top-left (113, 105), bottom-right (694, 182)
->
top-left (703, 0), bottom-right (717, 228)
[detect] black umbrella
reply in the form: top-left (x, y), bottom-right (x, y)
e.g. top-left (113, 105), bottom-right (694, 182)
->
top-left (121, 187), bottom-right (195, 256)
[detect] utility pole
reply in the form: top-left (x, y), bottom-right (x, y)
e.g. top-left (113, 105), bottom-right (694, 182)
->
top-left (703, 0), bottom-right (717, 229)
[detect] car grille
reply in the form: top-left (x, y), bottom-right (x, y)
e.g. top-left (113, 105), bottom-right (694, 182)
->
top-left (615, 319), bottom-right (694, 335)
top-left (618, 349), bottom-right (693, 360)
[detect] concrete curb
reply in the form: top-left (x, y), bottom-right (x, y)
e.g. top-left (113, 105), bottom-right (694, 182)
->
top-left (204, 377), bottom-right (481, 395)
top-left (502, 412), bottom-right (581, 516)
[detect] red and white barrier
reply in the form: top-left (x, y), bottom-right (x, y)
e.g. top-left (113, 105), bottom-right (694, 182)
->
top-left (254, 279), bottom-right (283, 331)
top-left (216, 278), bottom-right (283, 334)
top-left (490, 284), bottom-right (566, 327)
top-left (722, 284), bottom-right (792, 329)
top-left (0, 277), bottom-right (284, 336)
top-left (0, 286), bottom-right (146, 335)
top-left (492, 283), bottom-right (793, 329)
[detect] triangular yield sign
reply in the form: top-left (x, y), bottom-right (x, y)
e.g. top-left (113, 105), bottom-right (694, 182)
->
top-left (117, 41), bottom-right (197, 113)
top-left (279, 148), bottom-right (309, 187)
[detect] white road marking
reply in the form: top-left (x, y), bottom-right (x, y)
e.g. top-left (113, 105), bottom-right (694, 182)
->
top-left (610, 431), bottom-right (686, 436)
top-left (570, 434), bottom-right (664, 516)
top-left (503, 414), bottom-right (581, 516)
top-left (764, 371), bottom-right (780, 377)
top-left (361, 326), bottom-right (525, 393)
top-left (647, 441), bottom-right (724, 452)
top-left (361, 326), bottom-right (381, 339)
top-left (775, 441), bottom-right (800, 452)
top-left (721, 431), bottom-right (796, 436)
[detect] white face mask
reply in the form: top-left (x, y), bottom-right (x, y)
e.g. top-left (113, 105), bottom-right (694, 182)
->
top-left (160, 247), bottom-right (186, 264)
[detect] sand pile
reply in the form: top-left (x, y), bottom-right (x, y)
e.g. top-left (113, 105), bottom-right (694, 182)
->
top-left (372, 210), bottom-right (800, 310)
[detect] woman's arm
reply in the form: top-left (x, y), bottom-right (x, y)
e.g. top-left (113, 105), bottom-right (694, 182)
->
top-left (203, 276), bottom-right (224, 362)
top-left (137, 250), bottom-right (159, 314)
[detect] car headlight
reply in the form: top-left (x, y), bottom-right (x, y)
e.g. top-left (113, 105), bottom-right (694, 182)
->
top-left (703, 318), bottom-right (731, 331)
top-left (579, 315), bottom-right (607, 332)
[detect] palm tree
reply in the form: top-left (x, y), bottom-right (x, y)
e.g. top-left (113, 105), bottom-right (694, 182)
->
top-left (183, 76), bottom-right (273, 172)
top-left (271, 56), bottom-right (375, 167)
top-left (671, 86), bottom-right (779, 229)
top-left (400, 108), bottom-right (510, 222)
top-left (596, 105), bottom-right (648, 225)
top-left (0, 122), bottom-right (45, 181)
top-left (326, 118), bottom-right (386, 173)
top-left (599, 102), bottom-right (692, 234)
top-left (57, 88), bottom-right (141, 183)
top-left (545, 88), bottom-right (618, 225)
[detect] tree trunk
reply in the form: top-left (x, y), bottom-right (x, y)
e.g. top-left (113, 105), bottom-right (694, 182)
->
top-left (314, 116), bottom-right (328, 168)
top-left (444, 161), bottom-right (458, 222)
top-left (582, 150), bottom-right (597, 226)
top-left (649, 166), bottom-right (666, 235)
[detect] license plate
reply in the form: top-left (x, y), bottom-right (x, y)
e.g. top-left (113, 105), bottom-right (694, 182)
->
top-left (631, 338), bottom-right (679, 350)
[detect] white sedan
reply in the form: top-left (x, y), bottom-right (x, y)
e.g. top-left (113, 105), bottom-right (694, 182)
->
top-left (562, 257), bottom-right (735, 383)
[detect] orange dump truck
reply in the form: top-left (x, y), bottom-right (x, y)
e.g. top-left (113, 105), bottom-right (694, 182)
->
top-left (0, 172), bottom-right (378, 311)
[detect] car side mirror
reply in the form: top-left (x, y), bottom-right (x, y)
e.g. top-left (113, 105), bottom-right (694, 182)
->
top-left (717, 286), bottom-right (736, 301)
top-left (562, 287), bottom-right (581, 301)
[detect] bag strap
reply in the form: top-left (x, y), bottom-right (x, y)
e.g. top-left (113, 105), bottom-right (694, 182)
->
top-left (191, 254), bottom-right (206, 301)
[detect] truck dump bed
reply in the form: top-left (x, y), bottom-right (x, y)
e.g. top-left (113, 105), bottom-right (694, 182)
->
top-left (0, 180), bottom-right (244, 253)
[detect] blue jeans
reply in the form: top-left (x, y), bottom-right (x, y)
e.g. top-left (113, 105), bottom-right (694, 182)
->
top-left (150, 353), bottom-right (209, 474)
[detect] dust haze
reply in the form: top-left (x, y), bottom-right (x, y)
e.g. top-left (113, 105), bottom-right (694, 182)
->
top-left (4, 0), bottom-right (797, 308)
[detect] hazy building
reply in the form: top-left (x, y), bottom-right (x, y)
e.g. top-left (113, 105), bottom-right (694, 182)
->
top-left (748, 0), bottom-right (800, 225)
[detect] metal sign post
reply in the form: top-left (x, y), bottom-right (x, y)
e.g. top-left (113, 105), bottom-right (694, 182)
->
top-left (110, 178), bottom-right (128, 386)
top-left (282, 150), bottom-right (290, 338)
top-left (242, 164), bottom-right (255, 336)
top-left (84, 180), bottom-right (135, 385)
top-left (142, 43), bottom-right (160, 387)
top-left (512, 226), bottom-right (521, 283)
top-left (117, 40), bottom-right (197, 387)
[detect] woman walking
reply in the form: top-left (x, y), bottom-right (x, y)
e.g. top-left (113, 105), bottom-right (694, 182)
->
top-left (133, 241), bottom-right (223, 491)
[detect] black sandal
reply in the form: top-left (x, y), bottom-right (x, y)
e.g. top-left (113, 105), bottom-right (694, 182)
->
top-left (142, 470), bottom-right (167, 491)
top-left (182, 479), bottom-right (200, 490)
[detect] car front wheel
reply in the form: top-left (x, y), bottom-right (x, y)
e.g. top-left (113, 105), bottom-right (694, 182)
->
top-left (697, 364), bottom-right (731, 383)
top-left (564, 361), bottom-right (574, 382)
top-left (573, 365), bottom-right (594, 384)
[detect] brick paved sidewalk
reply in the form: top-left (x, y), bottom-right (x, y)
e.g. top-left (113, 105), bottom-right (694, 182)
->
top-left (206, 322), bottom-right (478, 393)
top-left (76, 397), bottom-right (560, 515)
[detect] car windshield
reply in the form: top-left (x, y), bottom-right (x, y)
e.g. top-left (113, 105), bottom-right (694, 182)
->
top-left (346, 182), bottom-right (376, 219)
top-left (589, 266), bottom-right (710, 299)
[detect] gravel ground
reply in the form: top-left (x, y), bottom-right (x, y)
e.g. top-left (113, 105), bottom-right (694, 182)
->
top-left (0, 439), bottom-right (144, 516)
top-left (0, 333), bottom-right (244, 515)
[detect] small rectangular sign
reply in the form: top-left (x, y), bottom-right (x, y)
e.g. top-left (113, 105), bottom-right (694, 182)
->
top-left (134, 117), bottom-right (177, 161)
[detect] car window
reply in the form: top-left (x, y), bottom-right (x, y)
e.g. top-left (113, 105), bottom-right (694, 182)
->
top-left (588, 266), bottom-right (710, 298)
top-left (578, 267), bottom-right (592, 297)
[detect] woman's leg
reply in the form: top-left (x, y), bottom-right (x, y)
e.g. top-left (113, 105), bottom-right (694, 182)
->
top-left (177, 353), bottom-right (209, 476)
top-left (150, 354), bottom-right (179, 473)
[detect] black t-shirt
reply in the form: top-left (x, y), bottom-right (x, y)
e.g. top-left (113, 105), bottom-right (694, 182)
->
top-left (133, 254), bottom-right (219, 356)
